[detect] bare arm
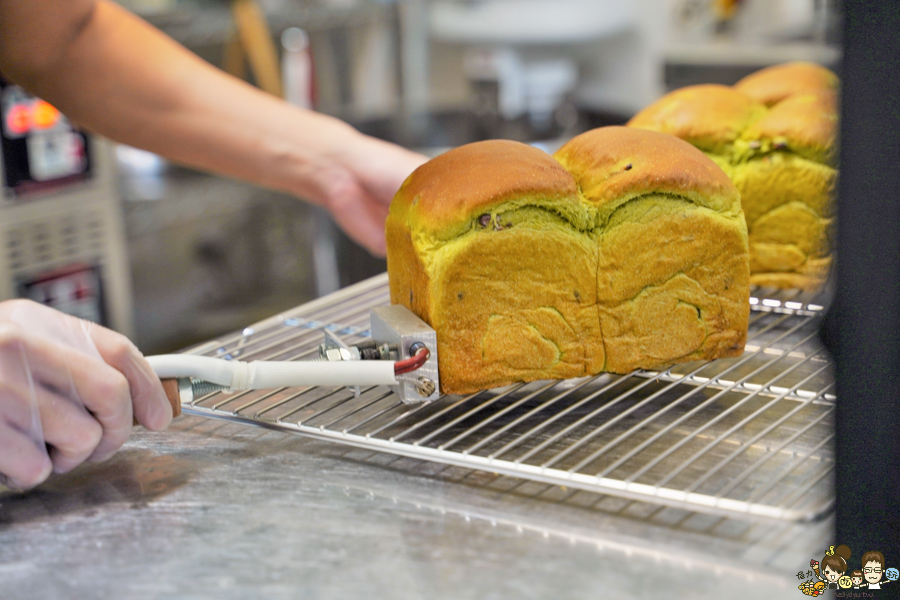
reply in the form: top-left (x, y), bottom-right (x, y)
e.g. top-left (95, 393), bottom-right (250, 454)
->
top-left (0, 0), bottom-right (425, 255)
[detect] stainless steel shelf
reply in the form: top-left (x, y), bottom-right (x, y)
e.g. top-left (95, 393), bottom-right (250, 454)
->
top-left (181, 273), bottom-right (835, 523)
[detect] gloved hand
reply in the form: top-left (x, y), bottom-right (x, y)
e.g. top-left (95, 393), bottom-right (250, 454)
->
top-left (0, 299), bottom-right (172, 489)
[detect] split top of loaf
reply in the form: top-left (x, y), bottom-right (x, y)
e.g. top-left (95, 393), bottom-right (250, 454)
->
top-left (628, 83), bottom-right (838, 167)
top-left (387, 126), bottom-right (750, 394)
top-left (395, 126), bottom-right (743, 244)
top-left (733, 61), bottom-right (838, 107)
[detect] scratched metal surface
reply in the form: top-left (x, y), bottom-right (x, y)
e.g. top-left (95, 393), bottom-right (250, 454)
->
top-left (0, 415), bottom-right (830, 600)
top-left (0, 275), bottom-right (835, 599)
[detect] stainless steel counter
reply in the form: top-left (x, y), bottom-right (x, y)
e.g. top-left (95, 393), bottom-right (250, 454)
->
top-left (1, 413), bottom-right (830, 599)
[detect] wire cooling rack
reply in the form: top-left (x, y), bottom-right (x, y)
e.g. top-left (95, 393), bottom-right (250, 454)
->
top-left (181, 273), bottom-right (835, 522)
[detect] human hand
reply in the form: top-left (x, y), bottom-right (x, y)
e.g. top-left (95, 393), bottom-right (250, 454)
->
top-left (325, 134), bottom-right (428, 257)
top-left (0, 300), bottom-right (171, 489)
top-left (284, 126), bottom-right (428, 257)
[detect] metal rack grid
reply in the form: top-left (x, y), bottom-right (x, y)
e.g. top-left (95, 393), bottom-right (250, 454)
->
top-left (181, 273), bottom-right (835, 523)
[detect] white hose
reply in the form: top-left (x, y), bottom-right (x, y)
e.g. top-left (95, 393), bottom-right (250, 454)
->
top-left (146, 355), bottom-right (398, 390)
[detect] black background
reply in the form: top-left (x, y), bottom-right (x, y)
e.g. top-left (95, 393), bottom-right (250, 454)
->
top-left (822, 0), bottom-right (900, 577)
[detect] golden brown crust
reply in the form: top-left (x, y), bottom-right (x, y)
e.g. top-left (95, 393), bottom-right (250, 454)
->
top-left (386, 216), bottom-right (432, 321)
top-left (734, 61), bottom-right (838, 107)
top-left (555, 126), bottom-right (740, 216)
top-left (740, 90), bottom-right (838, 164)
top-left (387, 127), bottom-right (749, 394)
top-left (392, 140), bottom-right (579, 241)
top-left (626, 85), bottom-right (765, 154)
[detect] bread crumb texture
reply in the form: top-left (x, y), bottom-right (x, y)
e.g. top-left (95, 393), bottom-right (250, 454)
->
top-left (386, 127), bottom-right (749, 394)
top-left (628, 62), bottom-right (838, 290)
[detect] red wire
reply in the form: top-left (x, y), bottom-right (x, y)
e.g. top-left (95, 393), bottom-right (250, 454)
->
top-left (394, 346), bottom-right (430, 375)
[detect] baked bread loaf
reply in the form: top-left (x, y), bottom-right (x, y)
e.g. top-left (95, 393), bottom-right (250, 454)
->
top-left (386, 126), bottom-right (749, 394)
top-left (628, 63), bottom-right (838, 290)
top-left (734, 61), bottom-right (839, 107)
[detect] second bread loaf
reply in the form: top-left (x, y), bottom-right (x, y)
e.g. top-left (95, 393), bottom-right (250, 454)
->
top-left (628, 62), bottom-right (838, 290)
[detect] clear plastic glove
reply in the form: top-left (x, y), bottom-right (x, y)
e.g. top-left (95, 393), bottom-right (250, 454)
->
top-left (0, 299), bottom-right (172, 490)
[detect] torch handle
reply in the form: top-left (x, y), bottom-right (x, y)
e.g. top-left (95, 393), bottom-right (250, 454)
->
top-left (132, 378), bottom-right (182, 426)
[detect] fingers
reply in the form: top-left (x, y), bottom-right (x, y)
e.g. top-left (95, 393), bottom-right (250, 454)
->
top-left (0, 383), bottom-right (103, 482)
top-left (1, 322), bottom-right (136, 463)
top-left (0, 423), bottom-right (52, 489)
top-left (87, 323), bottom-right (172, 435)
top-left (0, 303), bottom-right (171, 485)
top-left (312, 134), bottom-right (426, 256)
top-left (7, 298), bottom-right (171, 430)
top-left (7, 300), bottom-right (172, 436)
top-left (326, 176), bottom-right (391, 257)
top-left (35, 383), bottom-right (104, 473)
top-left (360, 142), bottom-right (428, 203)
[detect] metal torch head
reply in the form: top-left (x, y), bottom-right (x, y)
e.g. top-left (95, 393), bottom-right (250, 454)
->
top-left (369, 305), bottom-right (440, 404)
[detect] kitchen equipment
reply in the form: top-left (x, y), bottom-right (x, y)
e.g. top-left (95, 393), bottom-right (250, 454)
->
top-left (149, 302), bottom-right (440, 411)
top-left (0, 79), bottom-right (135, 336)
top-left (430, 0), bottom-right (638, 132)
top-left (163, 273), bottom-right (834, 523)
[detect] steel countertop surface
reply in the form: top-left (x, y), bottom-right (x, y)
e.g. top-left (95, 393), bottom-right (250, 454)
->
top-left (1, 412), bottom-right (830, 600)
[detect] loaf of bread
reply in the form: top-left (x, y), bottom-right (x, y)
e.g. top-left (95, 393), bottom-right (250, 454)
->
top-left (386, 126), bottom-right (749, 394)
top-left (734, 61), bottom-right (838, 107)
top-left (628, 62), bottom-right (838, 290)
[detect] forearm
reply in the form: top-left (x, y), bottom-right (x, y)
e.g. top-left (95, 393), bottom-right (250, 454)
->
top-left (1, 0), bottom-right (427, 255)
top-left (0, 0), bottom-right (356, 204)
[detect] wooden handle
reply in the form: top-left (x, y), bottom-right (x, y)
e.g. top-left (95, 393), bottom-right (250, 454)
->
top-left (161, 379), bottom-right (183, 418)
top-left (133, 378), bottom-right (182, 426)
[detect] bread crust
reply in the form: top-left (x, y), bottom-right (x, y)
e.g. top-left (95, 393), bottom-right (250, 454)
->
top-left (392, 140), bottom-right (580, 241)
top-left (625, 85), bottom-right (765, 154)
top-left (741, 90), bottom-right (838, 165)
top-left (734, 61), bottom-right (838, 107)
top-left (555, 126), bottom-right (740, 216)
top-left (387, 128), bottom-right (749, 394)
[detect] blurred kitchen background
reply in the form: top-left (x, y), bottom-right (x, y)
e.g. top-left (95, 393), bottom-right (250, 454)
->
top-left (0, 0), bottom-right (841, 354)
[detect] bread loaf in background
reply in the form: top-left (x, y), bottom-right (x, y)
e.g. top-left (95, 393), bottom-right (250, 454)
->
top-left (386, 126), bottom-right (749, 395)
top-left (734, 61), bottom-right (838, 107)
top-left (628, 62), bottom-right (838, 290)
